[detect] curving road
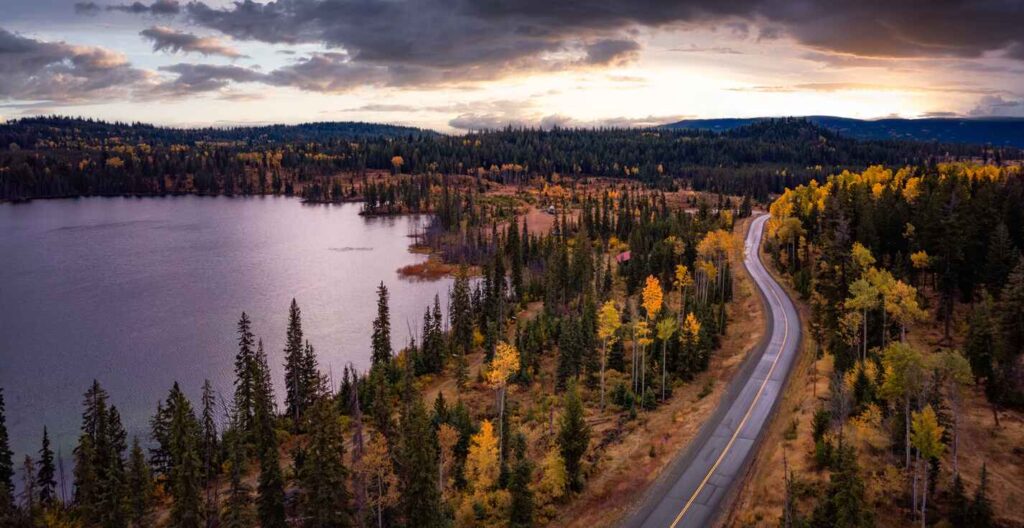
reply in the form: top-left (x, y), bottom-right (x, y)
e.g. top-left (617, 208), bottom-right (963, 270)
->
top-left (624, 213), bottom-right (802, 528)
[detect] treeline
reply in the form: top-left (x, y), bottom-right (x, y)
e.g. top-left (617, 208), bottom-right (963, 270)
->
top-left (3, 117), bottom-right (1014, 202)
top-left (0, 182), bottom-right (744, 527)
top-left (767, 163), bottom-right (1022, 527)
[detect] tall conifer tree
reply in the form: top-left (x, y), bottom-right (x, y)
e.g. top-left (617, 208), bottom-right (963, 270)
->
top-left (371, 282), bottom-right (393, 367)
top-left (36, 427), bottom-right (56, 506)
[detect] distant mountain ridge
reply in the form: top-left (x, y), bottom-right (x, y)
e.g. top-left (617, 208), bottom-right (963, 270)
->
top-left (663, 116), bottom-right (1024, 147)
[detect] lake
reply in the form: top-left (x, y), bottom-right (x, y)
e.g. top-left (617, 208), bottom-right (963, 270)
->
top-left (0, 196), bottom-right (452, 465)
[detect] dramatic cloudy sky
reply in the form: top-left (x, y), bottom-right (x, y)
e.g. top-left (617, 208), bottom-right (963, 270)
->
top-left (3, 0), bottom-right (1024, 131)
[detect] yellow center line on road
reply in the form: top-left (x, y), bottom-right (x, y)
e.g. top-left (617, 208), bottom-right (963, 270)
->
top-left (668, 218), bottom-right (791, 528)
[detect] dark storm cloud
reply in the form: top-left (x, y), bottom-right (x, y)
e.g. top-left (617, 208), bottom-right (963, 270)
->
top-left (182, 0), bottom-right (1024, 68)
top-left (107, 0), bottom-right (180, 15)
top-left (582, 39), bottom-right (640, 65)
top-left (140, 26), bottom-right (246, 58)
top-left (156, 62), bottom-right (263, 94)
top-left (0, 28), bottom-right (153, 103)
top-left (74, 2), bottom-right (102, 15)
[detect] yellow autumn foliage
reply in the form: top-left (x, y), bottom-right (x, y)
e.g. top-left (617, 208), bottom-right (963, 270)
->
top-left (641, 275), bottom-right (663, 318)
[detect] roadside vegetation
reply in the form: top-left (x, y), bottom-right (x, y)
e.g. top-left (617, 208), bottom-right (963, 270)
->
top-left (729, 163), bottom-right (1024, 528)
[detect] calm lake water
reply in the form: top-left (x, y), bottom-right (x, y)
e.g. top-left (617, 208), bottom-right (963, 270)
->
top-left (0, 196), bottom-right (452, 465)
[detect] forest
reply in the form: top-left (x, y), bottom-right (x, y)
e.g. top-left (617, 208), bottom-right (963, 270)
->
top-left (2, 117), bottom-right (1016, 203)
top-left (762, 163), bottom-right (1023, 527)
top-left (0, 179), bottom-right (745, 527)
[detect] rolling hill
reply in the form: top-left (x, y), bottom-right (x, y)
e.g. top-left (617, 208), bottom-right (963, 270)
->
top-left (663, 116), bottom-right (1024, 148)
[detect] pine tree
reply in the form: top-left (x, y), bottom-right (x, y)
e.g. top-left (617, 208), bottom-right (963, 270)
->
top-left (949, 472), bottom-right (969, 527)
top-left (985, 223), bottom-right (1018, 294)
top-left (75, 380), bottom-right (128, 527)
top-left (810, 441), bottom-right (872, 528)
top-left (252, 339), bottom-right (276, 455)
top-left (299, 399), bottom-right (352, 527)
top-left (168, 385), bottom-right (204, 528)
top-left (969, 464), bottom-right (994, 528)
top-left (36, 427), bottom-right (56, 506)
top-left (558, 381), bottom-right (590, 493)
top-left (449, 267), bottom-right (474, 355)
top-left (303, 341), bottom-right (324, 406)
top-left (126, 437), bottom-right (154, 528)
top-left (200, 380), bottom-right (219, 484)
top-left (234, 312), bottom-right (257, 436)
top-left (284, 298), bottom-right (309, 424)
top-left (508, 433), bottom-right (534, 528)
top-left (371, 282), bottom-right (393, 368)
top-left (256, 378), bottom-right (287, 528)
top-left (0, 388), bottom-right (12, 520)
top-left (220, 428), bottom-right (255, 528)
top-left (398, 395), bottom-right (443, 528)
top-left (73, 433), bottom-right (99, 523)
top-left (508, 216), bottom-right (525, 302)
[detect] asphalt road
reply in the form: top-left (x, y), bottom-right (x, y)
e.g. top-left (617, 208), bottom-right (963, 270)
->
top-left (623, 213), bottom-right (802, 528)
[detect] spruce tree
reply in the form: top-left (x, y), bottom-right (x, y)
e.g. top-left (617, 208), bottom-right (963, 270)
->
top-left (168, 386), bottom-right (204, 528)
top-left (985, 223), bottom-right (1018, 294)
top-left (199, 379), bottom-right (219, 484)
top-left (0, 388), bottom-right (12, 519)
top-left (302, 341), bottom-right (324, 407)
top-left (998, 257), bottom-right (1024, 362)
top-left (558, 381), bottom-right (590, 493)
top-left (126, 437), bottom-right (154, 528)
top-left (252, 339), bottom-right (277, 456)
top-left (234, 312), bottom-right (257, 436)
top-left (255, 374), bottom-right (287, 528)
top-left (299, 400), bottom-right (352, 527)
top-left (449, 267), bottom-right (474, 355)
top-left (371, 282), bottom-right (393, 367)
top-left (810, 441), bottom-right (872, 528)
top-left (75, 380), bottom-right (128, 527)
top-left (284, 298), bottom-right (308, 424)
top-left (36, 427), bottom-right (56, 506)
top-left (220, 427), bottom-right (255, 528)
top-left (508, 433), bottom-right (534, 528)
top-left (969, 463), bottom-right (994, 528)
top-left (73, 433), bottom-right (99, 523)
top-left (398, 395), bottom-right (443, 527)
top-left (949, 472), bottom-right (969, 527)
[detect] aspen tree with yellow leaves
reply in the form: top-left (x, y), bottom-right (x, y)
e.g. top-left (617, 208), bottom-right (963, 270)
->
top-left (640, 276), bottom-right (663, 398)
top-left (486, 342), bottom-right (520, 463)
top-left (597, 301), bottom-right (622, 409)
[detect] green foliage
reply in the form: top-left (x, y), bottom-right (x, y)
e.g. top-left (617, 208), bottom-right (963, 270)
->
top-left (168, 385), bottom-right (204, 528)
top-left (371, 283), bottom-right (393, 368)
top-left (35, 427), bottom-right (56, 506)
top-left (398, 396), bottom-right (443, 527)
top-left (810, 442), bottom-right (873, 528)
top-left (127, 437), bottom-right (154, 528)
top-left (508, 434), bottom-right (534, 528)
top-left (557, 382), bottom-right (590, 493)
top-left (299, 400), bottom-right (353, 528)
top-left (0, 389), bottom-right (11, 520)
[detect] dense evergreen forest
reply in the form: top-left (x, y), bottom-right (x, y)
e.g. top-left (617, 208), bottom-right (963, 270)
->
top-left (2, 116), bottom-right (1015, 202)
top-left (0, 180), bottom-right (744, 527)
top-left (765, 163), bottom-right (1022, 527)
